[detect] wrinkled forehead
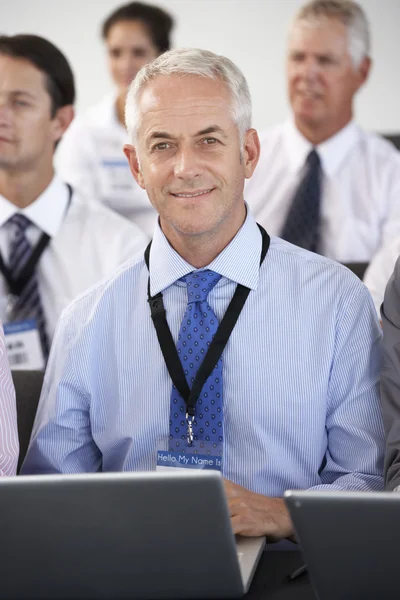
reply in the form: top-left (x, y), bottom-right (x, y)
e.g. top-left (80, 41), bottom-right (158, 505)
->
top-left (138, 74), bottom-right (232, 116)
top-left (136, 73), bottom-right (235, 138)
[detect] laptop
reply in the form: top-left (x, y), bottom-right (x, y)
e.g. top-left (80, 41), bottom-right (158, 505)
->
top-left (0, 470), bottom-right (264, 599)
top-left (285, 490), bottom-right (400, 600)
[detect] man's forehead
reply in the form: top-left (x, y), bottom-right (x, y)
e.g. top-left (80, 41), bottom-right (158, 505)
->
top-left (0, 55), bottom-right (44, 91)
top-left (288, 18), bottom-right (349, 50)
top-left (138, 73), bottom-right (230, 113)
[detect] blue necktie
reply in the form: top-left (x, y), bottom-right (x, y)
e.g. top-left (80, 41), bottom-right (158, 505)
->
top-left (8, 214), bottom-right (50, 358)
top-left (281, 149), bottom-right (322, 252)
top-left (169, 270), bottom-right (223, 453)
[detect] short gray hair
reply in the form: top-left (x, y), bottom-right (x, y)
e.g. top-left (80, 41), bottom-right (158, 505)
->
top-left (293, 0), bottom-right (370, 68)
top-left (125, 48), bottom-right (252, 146)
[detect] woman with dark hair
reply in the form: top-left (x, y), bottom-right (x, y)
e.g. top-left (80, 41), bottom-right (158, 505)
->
top-left (57, 2), bottom-right (174, 236)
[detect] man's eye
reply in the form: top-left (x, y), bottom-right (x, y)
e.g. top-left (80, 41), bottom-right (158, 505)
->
top-left (202, 137), bottom-right (218, 145)
top-left (154, 142), bottom-right (171, 151)
top-left (319, 56), bottom-right (334, 65)
top-left (13, 100), bottom-right (28, 107)
top-left (133, 48), bottom-right (147, 58)
top-left (291, 53), bottom-right (304, 62)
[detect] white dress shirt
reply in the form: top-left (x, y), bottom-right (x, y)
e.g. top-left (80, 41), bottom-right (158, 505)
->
top-left (55, 93), bottom-right (158, 237)
top-left (245, 119), bottom-right (400, 262)
top-left (364, 235), bottom-right (400, 314)
top-left (0, 176), bottom-right (148, 340)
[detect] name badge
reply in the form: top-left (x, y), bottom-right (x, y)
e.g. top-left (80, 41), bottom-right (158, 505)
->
top-left (156, 450), bottom-right (222, 472)
top-left (4, 319), bottom-right (45, 370)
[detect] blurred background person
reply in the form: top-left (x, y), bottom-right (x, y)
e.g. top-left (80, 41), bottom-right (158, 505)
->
top-left (245, 0), bottom-right (400, 266)
top-left (56, 1), bottom-right (174, 237)
top-left (0, 34), bottom-right (147, 369)
top-left (0, 320), bottom-right (18, 476)
top-left (364, 236), bottom-right (400, 315)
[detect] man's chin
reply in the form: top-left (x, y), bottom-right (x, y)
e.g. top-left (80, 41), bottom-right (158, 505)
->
top-left (165, 215), bottom-right (222, 239)
top-left (174, 223), bottom-right (215, 237)
top-left (293, 105), bottom-right (323, 127)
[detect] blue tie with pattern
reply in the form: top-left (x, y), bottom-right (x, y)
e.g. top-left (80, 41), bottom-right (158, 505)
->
top-left (169, 270), bottom-right (223, 453)
top-left (280, 149), bottom-right (322, 252)
top-left (7, 214), bottom-right (50, 358)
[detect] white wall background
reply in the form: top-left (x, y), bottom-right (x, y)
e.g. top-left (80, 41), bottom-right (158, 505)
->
top-left (1, 0), bottom-right (400, 133)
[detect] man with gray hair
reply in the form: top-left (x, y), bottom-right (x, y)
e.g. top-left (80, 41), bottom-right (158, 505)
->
top-left (22, 48), bottom-right (384, 542)
top-left (245, 0), bottom-right (400, 265)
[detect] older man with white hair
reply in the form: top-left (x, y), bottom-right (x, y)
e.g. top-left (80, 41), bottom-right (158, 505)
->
top-left (22, 47), bottom-right (384, 542)
top-left (245, 0), bottom-right (400, 264)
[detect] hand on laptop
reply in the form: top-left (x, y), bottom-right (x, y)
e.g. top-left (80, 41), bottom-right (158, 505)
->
top-left (224, 479), bottom-right (294, 542)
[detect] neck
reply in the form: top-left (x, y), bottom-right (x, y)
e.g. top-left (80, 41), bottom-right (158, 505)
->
top-left (161, 206), bottom-right (247, 268)
top-left (295, 112), bottom-right (353, 146)
top-left (0, 166), bottom-right (54, 208)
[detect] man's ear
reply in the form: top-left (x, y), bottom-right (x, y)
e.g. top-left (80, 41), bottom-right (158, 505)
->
top-left (355, 56), bottom-right (372, 91)
top-left (124, 144), bottom-right (145, 188)
top-left (243, 128), bottom-right (261, 179)
top-left (52, 105), bottom-right (74, 144)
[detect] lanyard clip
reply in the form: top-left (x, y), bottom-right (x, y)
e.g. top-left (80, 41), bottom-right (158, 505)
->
top-left (186, 412), bottom-right (194, 447)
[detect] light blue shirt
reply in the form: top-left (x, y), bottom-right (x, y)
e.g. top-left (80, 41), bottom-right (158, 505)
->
top-left (22, 211), bottom-right (385, 493)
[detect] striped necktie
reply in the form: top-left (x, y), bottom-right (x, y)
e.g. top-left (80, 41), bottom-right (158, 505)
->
top-left (280, 149), bottom-right (322, 252)
top-left (7, 214), bottom-right (50, 358)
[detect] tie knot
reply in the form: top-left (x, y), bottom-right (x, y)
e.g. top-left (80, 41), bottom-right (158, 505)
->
top-left (307, 149), bottom-right (320, 169)
top-left (184, 270), bottom-right (221, 303)
top-left (8, 213), bottom-right (31, 232)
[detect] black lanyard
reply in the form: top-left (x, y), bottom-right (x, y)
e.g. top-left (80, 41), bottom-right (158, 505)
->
top-left (0, 184), bottom-right (73, 296)
top-left (145, 224), bottom-right (270, 424)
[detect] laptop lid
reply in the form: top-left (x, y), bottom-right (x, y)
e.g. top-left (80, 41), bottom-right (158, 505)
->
top-left (285, 490), bottom-right (400, 600)
top-left (236, 536), bottom-right (265, 592)
top-left (0, 470), bottom-right (260, 599)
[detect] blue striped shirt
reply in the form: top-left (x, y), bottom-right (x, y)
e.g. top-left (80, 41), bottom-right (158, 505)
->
top-left (22, 211), bottom-right (385, 493)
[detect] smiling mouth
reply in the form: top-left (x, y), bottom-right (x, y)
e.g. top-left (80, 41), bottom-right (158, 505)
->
top-left (297, 90), bottom-right (321, 99)
top-left (171, 189), bottom-right (214, 198)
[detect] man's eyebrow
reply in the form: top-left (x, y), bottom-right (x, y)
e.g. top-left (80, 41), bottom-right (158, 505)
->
top-left (10, 90), bottom-right (36, 99)
top-left (146, 125), bottom-right (228, 144)
top-left (196, 125), bottom-right (227, 137)
top-left (148, 131), bottom-right (175, 141)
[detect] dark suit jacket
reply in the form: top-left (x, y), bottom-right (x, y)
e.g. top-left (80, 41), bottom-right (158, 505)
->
top-left (381, 255), bottom-right (400, 489)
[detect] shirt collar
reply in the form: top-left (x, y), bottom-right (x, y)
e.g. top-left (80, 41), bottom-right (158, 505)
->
top-left (0, 175), bottom-right (70, 237)
top-left (148, 207), bottom-right (263, 296)
top-left (284, 117), bottom-right (361, 177)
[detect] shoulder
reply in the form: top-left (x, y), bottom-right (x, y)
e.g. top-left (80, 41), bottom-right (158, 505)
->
top-left (66, 191), bottom-right (149, 246)
top-left (59, 252), bottom-right (146, 332)
top-left (83, 95), bottom-right (115, 125)
top-left (67, 96), bottom-right (115, 135)
top-left (358, 128), bottom-right (400, 166)
top-left (267, 236), bottom-right (371, 307)
top-left (268, 235), bottom-right (358, 276)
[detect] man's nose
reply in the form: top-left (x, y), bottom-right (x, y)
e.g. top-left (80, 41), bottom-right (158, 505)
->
top-left (173, 146), bottom-right (202, 181)
top-left (299, 57), bottom-right (320, 82)
top-left (0, 99), bottom-right (12, 127)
